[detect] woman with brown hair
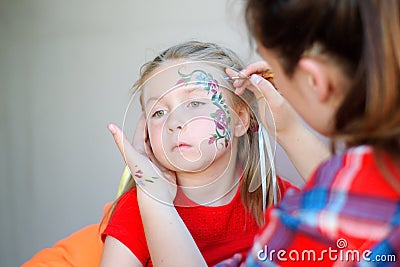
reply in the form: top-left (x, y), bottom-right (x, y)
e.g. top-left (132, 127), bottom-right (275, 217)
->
top-left (111, 0), bottom-right (400, 266)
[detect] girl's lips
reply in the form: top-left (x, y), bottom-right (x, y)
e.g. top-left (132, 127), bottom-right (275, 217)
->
top-left (173, 143), bottom-right (192, 151)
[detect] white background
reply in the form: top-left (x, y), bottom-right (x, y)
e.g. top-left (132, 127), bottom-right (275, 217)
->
top-left (0, 1), bottom-right (304, 265)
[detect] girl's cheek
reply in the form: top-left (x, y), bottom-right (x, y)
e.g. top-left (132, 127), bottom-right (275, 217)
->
top-left (187, 118), bottom-right (215, 135)
top-left (148, 119), bottom-right (164, 131)
top-left (147, 123), bottom-right (163, 143)
top-left (147, 126), bottom-right (166, 162)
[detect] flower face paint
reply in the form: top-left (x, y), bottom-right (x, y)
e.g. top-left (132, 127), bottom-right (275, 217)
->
top-left (142, 62), bottom-right (236, 173)
top-left (177, 69), bottom-right (232, 148)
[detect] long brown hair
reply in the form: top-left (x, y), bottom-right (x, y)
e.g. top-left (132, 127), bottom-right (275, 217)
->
top-left (245, 0), bottom-right (400, 157)
top-left (103, 41), bottom-right (281, 227)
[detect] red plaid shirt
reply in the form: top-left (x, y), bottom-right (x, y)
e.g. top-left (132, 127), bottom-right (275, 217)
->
top-left (216, 146), bottom-right (400, 266)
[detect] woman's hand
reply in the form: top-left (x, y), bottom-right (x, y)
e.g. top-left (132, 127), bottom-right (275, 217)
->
top-left (226, 61), bottom-right (301, 141)
top-left (226, 61), bottom-right (330, 181)
top-left (228, 61), bottom-right (274, 96)
top-left (108, 113), bottom-right (177, 205)
top-left (214, 253), bottom-right (244, 267)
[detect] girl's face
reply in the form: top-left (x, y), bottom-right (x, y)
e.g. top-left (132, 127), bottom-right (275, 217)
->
top-left (142, 63), bottom-right (241, 173)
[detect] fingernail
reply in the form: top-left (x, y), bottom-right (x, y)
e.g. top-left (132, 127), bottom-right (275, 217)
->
top-left (108, 124), bottom-right (116, 134)
top-left (233, 80), bottom-right (243, 87)
top-left (250, 74), bottom-right (262, 85)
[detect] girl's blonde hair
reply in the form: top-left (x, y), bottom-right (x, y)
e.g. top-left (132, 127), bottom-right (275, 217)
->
top-left (106, 41), bottom-right (280, 226)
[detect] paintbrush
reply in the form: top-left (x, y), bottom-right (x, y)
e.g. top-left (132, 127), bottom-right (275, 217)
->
top-left (224, 70), bottom-right (275, 86)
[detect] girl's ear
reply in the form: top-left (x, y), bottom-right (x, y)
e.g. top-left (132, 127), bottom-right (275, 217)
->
top-left (234, 104), bottom-right (250, 137)
top-left (297, 58), bottom-right (331, 103)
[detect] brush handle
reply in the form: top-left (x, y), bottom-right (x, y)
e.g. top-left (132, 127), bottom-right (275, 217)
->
top-left (227, 70), bottom-right (274, 80)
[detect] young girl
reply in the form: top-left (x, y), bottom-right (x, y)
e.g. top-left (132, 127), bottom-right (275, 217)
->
top-left (112, 0), bottom-right (400, 266)
top-left (101, 41), bottom-right (298, 266)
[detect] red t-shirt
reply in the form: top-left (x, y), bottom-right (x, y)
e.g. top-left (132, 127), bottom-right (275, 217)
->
top-left (102, 178), bottom-right (296, 266)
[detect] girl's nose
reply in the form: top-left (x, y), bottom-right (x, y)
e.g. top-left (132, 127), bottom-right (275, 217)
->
top-left (166, 108), bottom-right (186, 134)
top-left (167, 123), bottom-right (183, 133)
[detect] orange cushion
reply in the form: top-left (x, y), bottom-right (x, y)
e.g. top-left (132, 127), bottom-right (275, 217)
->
top-left (22, 203), bottom-right (112, 267)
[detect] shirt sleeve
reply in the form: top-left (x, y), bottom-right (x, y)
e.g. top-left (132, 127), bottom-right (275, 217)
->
top-left (102, 188), bottom-right (149, 265)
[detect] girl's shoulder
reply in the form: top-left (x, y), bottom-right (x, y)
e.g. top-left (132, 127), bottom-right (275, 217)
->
top-left (116, 187), bottom-right (138, 205)
top-left (101, 187), bottom-right (149, 265)
top-left (102, 187), bottom-right (141, 240)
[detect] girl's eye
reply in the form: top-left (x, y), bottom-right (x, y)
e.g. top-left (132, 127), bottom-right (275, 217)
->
top-left (152, 110), bottom-right (167, 118)
top-left (188, 101), bottom-right (204, 108)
